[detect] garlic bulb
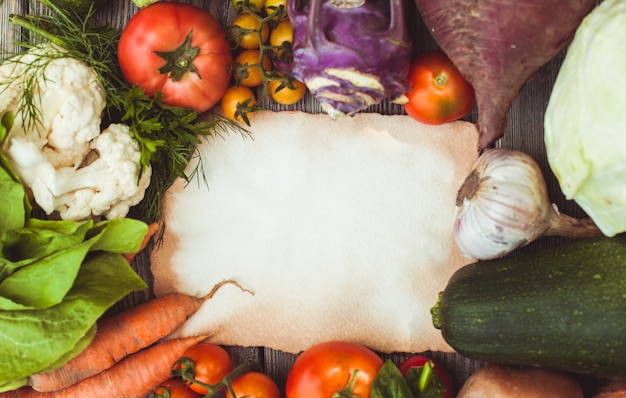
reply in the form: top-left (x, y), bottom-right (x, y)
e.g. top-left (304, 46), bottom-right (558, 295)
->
top-left (454, 148), bottom-right (601, 260)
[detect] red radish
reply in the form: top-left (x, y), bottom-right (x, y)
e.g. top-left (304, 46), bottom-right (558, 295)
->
top-left (414, 0), bottom-right (596, 149)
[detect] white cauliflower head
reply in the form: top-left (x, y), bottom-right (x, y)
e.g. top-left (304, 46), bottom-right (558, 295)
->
top-left (1, 44), bottom-right (151, 221)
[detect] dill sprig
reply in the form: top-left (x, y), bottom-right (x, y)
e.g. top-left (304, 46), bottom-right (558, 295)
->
top-left (5, 0), bottom-right (247, 224)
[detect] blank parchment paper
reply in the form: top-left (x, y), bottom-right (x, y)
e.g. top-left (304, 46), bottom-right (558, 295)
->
top-left (151, 111), bottom-right (478, 354)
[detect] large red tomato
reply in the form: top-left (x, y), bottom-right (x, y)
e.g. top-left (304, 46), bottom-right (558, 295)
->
top-left (404, 51), bottom-right (475, 125)
top-left (285, 341), bottom-right (384, 398)
top-left (118, 2), bottom-right (233, 113)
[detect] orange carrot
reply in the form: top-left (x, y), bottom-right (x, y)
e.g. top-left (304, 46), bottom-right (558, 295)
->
top-left (28, 292), bottom-right (204, 392)
top-left (2, 336), bottom-right (207, 398)
top-left (28, 280), bottom-right (250, 392)
top-left (123, 222), bottom-right (160, 263)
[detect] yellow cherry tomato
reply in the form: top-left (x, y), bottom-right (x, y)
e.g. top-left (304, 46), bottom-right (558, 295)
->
top-left (232, 0), bottom-right (265, 13)
top-left (270, 19), bottom-right (293, 48)
top-left (221, 85), bottom-right (257, 122)
top-left (232, 14), bottom-right (269, 50)
top-left (269, 76), bottom-right (306, 105)
top-left (233, 49), bottom-right (272, 87)
top-left (264, 0), bottom-right (287, 19)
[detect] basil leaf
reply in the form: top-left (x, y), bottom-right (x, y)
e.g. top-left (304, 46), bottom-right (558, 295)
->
top-left (371, 360), bottom-right (415, 398)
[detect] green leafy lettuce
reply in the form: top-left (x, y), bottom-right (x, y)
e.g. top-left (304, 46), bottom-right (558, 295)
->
top-left (0, 112), bottom-right (148, 392)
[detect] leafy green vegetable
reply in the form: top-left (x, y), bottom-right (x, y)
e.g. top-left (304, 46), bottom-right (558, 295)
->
top-left (0, 251), bottom-right (146, 389)
top-left (0, 123), bottom-right (148, 391)
top-left (405, 364), bottom-right (447, 398)
top-left (0, 157), bottom-right (25, 237)
top-left (0, 241), bottom-right (91, 308)
top-left (371, 360), bottom-right (414, 398)
top-left (371, 360), bottom-right (448, 398)
top-left (544, 0), bottom-right (626, 237)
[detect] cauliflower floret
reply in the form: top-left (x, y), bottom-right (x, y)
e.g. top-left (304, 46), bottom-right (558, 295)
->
top-left (39, 57), bottom-right (106, 168)
top-left (16, 123), bottom-right (152, 221)
top-left (0, 61), bottom-right (26, 114)
top-left (0, 44), bottom-right (106, 169)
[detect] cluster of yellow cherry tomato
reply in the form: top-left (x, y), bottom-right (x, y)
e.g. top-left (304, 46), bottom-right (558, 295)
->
top-left (220, 0), bottom-right (307, 123)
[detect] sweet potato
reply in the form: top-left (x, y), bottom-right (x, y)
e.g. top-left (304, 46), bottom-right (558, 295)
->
top-left (414, 0), bottom-right (596, 149)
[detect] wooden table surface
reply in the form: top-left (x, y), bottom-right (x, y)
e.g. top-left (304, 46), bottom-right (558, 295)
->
top-left (0, 0), bottom-right (603, 396)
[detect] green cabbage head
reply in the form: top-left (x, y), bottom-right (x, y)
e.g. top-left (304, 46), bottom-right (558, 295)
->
top-left (544, 0), bottom-right (626, 237)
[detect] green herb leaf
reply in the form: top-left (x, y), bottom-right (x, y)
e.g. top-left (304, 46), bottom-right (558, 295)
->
top-left (371, 360), bottom-right (415, 398)
top-left (406, 363), bottom-right (447, 398)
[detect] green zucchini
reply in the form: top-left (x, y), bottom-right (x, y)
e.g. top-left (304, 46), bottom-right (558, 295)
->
top-left (431, 234), bottom-right (626, 379)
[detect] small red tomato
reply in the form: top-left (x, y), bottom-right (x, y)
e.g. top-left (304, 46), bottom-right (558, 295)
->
top-left (399, 356), bottom-right (455, 398)
top-left (404, 51), bottom-right (475, 125)
top-left (153, 378), bottom-right (201, 398)
top-left (178, 343), bottom-right (233, 395)
top-left (225, 372), bottom-right (281, 398)
top-left (118, 2), bottom-right (233, 113)
top-left (285, 341), bottom-right (384, 398)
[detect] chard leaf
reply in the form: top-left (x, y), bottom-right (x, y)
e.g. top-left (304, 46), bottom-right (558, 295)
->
top-left (88, 218), bottom-right (149, 253)
top-left (26, 218), bottom-right (94, 235)
top-left (0, 378), bottom-right (28, 394)
top-left (0, 218), bottom-right (146, 309)
top-left (0, 295), bottom-right (31, 311)
top-left (0, 258), bottom-right (20, 282)
top-left (2, 220), bottom-right (93, 263)
top-left (0, 241), bottom-right (91, 309)
top-left (0, 165), bottom-right (25, 236)
top-left (0, 112), bottom-right (19, 184)
top-left (0, 252), bottom-right (146, 385)
top-left (36, 324), bottom-right (97, 374)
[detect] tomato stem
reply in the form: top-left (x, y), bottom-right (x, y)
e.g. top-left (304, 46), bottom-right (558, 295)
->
top-left (418, 360), bottom-right (434, 392)
top-left (332, 369), bottom-right (362, 398)
top-left (155, 30), bottom-right (200, 81)
top-left (434, 72), bottom-right (447, 88)
top-left (171, 358), bottom-right (260, 398)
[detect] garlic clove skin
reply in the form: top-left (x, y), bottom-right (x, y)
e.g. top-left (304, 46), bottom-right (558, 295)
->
top-left (454, 148), bottom-right (553, 260)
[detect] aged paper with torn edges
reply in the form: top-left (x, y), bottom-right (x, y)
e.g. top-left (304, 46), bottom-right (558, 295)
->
top-left (151, 111), bottom-right (478, 354)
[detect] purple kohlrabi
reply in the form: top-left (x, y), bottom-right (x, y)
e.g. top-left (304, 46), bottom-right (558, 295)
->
top-left (278, 0), bottom-right (411, 119)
